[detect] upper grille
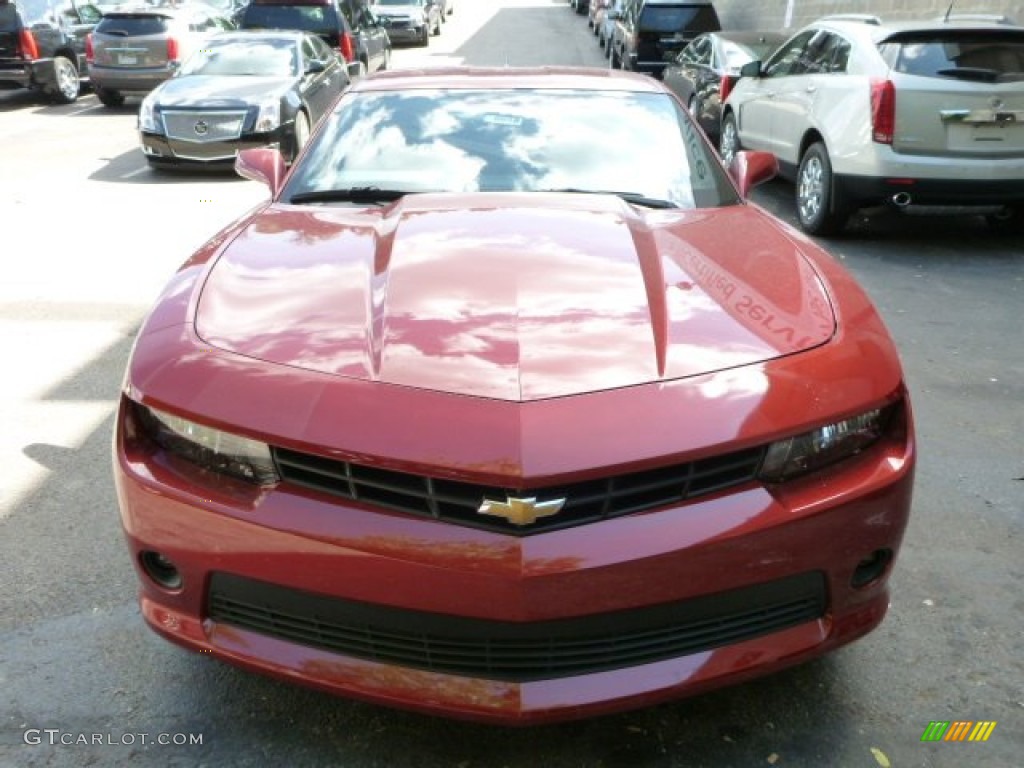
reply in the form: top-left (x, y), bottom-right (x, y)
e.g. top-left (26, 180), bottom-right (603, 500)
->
top-left (208, 571), bottom-right (827, 682)
top-left (272, 445), bottom-right (766, 535)
top-left (161, 109), bottom-right (248, 143)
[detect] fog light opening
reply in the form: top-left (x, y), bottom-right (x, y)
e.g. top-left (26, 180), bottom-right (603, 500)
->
top-left (140, 550), bottom-right (183, 590)
top-left (851, 549), bottom-right (892, 588)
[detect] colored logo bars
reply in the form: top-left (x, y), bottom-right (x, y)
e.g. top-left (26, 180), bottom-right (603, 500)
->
top-left (921, 721), bottom-right (997, 742)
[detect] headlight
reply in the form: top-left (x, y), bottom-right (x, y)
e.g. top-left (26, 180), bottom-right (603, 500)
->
top-left (137, 403), bottom-right (279, 486)
top-left (255, 100), bottom-right (280, 133)
top-left (139, 93), bottom-right (160, 133)
top-left (758, 407), bottom-right (893, 483)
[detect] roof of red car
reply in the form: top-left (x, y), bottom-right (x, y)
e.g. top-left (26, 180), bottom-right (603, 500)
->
top-left (352, 67), bottom-right (666, 93)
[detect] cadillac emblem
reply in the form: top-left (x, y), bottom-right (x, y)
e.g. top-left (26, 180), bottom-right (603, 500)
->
top-left (477, 496), bottom-right (566, 526)
top-left (193, 120), bottom-right (209, 136)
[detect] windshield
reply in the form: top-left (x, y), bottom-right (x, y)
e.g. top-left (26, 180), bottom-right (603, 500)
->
top-left (639, 6), bottom-right (719, 35)
top-left (283, 88), bottom-right (738, 208)
top-left (242, 5), bottom-right (333, 35)
top-left (178, 37), bottom-right (299, 77)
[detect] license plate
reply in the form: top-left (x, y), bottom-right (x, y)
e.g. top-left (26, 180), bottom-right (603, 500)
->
top-left (117, 54), bottom-right (138, 65)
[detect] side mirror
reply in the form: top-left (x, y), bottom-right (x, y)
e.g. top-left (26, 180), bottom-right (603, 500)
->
top-left (236, 148), bottom-right (288, 196)
top-left (305, 59), bottom-right (326, 75)
top-left (728, 150), bottom-right (777, 197)
top-left (739, 60), bottom-right (762, 78)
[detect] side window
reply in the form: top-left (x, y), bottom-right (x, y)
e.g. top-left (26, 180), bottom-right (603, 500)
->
top-left (690, 35), bottom-right (712, 66)
top-left (797, 31), bottom-right (841, 75)
top-left (825, 36), bottom-right (851, 73)
top-left (311, 35), bottom-right (333, 61)
top-left (763, 30), bottom-right (815, 77)
top-left (302, 36), bottom-right (319, 66)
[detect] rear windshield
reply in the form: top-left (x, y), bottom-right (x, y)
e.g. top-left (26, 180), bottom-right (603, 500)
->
top-left (0, 4), bottom-right (19, 31)
top-left (880, 32), bottom-right (1024, 83)
top-left (242, 5), bottom-right (337, 36)
top-left (639, 5), bottom-right (720, 35)
top-left (96, 14), bottom-right (172, 36)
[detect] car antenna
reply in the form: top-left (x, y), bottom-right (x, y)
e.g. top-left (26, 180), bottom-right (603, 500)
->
top-left (943, 0), bottom-right (955, 22)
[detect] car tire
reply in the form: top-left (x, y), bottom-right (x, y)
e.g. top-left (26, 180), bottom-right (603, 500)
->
top-left (380, 47), bottom-right (391, 71)
top-left (419, 27), bottom-right (429, 46)
top-left (688, 95), bottom-right (699, 119)
top-left (292, 110), bottom-right (310, 163)
top-left (986, 206), bottom-right (1024, 234)
top-left (49, 56), bottom-right (80, 104)
top-left (796, 142), bottom-right (851, 237)
top-left (94, 86), bottom-right (125, 108)
top-left (719, 113), bottom-right (741, 164)
top-left (433, 15), bottom-right (441, 35)
top-left (609, 47), bottom-right (619, 68)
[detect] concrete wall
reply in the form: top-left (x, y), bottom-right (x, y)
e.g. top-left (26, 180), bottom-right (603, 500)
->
top-left (714, 0), bottom-right (1023, 31)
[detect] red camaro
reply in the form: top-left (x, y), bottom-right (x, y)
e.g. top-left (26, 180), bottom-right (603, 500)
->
top-left (114, 67), bottom-right (915, 724)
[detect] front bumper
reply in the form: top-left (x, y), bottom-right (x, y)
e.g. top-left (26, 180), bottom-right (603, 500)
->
top-left (115, 391), bottom-right (914, 724)
top-left (381, 22), bottom-right (428, 44)
top-left (140, 128), bottom-right (289, 167)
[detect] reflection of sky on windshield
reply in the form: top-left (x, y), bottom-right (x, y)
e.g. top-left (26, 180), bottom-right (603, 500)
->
top-left (289, 90), bottom-right (726, 206)
top-left (180, 40), bottom-right (298, 78)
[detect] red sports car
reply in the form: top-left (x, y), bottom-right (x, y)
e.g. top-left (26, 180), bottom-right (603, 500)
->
top-left (114, 67), bottom-right (915, 724)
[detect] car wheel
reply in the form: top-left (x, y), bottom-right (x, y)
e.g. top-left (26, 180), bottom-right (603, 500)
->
top-left (292, 110), bottom-right (310, 163)
top-left (609, 47), bottom-right (619, 68)
top-left (796, 142), bottom-right (851, 236)
top-left (986, 205), bottom-right (1024, 234)
top-left (419, 27), bottom-right (429, 46)
top-left (380, 47), bottom-right (391, 71)
top-left (94, 86), bottom-right (125, 108)
top-left (719, 113), bottom-right (740, 164)
top-left (49, 56), bottom-right (80, 104)
top-left (687, 95), bottom-right (699, 119)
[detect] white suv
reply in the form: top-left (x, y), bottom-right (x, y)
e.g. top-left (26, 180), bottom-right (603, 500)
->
top-left (720, 14), bottom-right (1024, 235)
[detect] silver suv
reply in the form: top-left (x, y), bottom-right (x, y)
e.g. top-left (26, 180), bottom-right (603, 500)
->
top-left (87, 4), bottom-right (234, 107)
top-left (720, 14), bottom-right (1024, 235)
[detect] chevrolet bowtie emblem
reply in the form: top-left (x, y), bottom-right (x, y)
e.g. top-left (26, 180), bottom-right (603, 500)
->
top-left (477, 496), bottom-right (566, 526)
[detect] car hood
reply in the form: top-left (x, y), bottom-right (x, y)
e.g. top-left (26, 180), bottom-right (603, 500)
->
top-left (154, 75), bottom-right (293, 107)
top-left (196, 194), bottom-right (835, 401)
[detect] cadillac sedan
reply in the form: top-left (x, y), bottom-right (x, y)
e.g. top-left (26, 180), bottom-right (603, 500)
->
top-left (114, 67), bottom-right (915, 724)
top-left (139, 30), bottom-right (349, 168)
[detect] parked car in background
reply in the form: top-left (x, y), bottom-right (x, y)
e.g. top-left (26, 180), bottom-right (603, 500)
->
top-left (240, 0), bottom-right (389, 78)
top-left (115, 65), bottom-right (915, 725)
top-left (609, 0), bottom-right (721, 76)
top-left (372, 0), bottom-right (440, 46)
top-left (87, 4), bottom-right (236, 107)
top-left (597, 0), bottom-right (625, 55)
top-left (721, 15), bottom-right (1024, 235)
top-left (138, 30), bottom-right (349, 169)
top-left (569, 0), bottom-right (589, 16)
top-left (662, 30), bottom-right (785, 144)
top-left (0, 0), bottom-right (100, 103)
top-left (587, 0), bottom-right (608, 32)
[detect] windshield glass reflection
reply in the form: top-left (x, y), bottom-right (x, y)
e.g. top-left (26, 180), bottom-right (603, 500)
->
top-left (285, 89), bottom-right (737, 208)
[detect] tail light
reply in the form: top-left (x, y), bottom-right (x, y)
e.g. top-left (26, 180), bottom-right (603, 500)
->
top-left (18, 28), bottom-right (40, 60)
top-left (870, 79), bottom-right (895, 145)
top-left (719, 74), bottom-right (737, 103)
top-left (85, 33), bottom-right (94, 64)
top-left (340, 31), bottom-right (355, 62)
top-left (166, 36), bottom-right (180, 63)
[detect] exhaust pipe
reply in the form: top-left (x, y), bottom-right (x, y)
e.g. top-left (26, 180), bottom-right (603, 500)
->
top-left (892, 192), bottom-right (912, 207)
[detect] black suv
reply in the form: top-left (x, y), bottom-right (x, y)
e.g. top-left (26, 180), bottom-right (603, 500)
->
top-left (0, 0), bottom-right (99, 103)
top-left (240, 0), bottom-right (390, 78)
top-left (610, 0), bottom-right (720, 77)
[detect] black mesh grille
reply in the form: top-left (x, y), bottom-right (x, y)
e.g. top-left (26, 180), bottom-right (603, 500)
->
top-left (272, 445), bottom-right (765, 535)
top-left (208, 572), bottom-right (827, 682)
